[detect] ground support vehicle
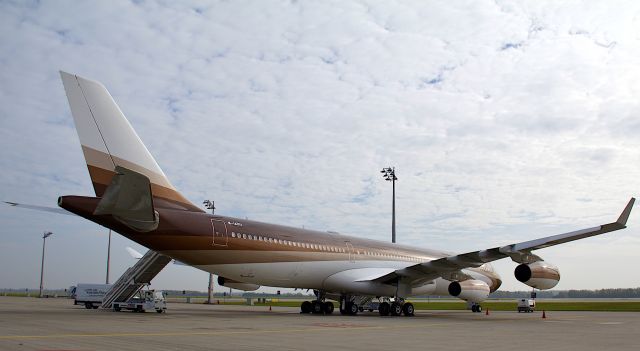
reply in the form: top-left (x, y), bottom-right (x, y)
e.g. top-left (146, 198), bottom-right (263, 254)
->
top-left (517, 298), bottom-right (536, 312)
top-left (113, 290), bottom-right (166, 313)
top-left (71, 284), bottom-right (112, 309)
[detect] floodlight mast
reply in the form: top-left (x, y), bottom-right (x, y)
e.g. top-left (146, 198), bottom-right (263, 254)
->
top-left (203, 200), bottom-right (216, 304)
top-left (380, 167), bottom-right (397, 243)
top-left (106, 229), bottom-right (111, 284)
top-left (39, 231), bottom-right (53, 298)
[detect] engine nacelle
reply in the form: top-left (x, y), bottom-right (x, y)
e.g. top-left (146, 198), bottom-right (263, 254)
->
top-left (448, 279), bottom-right (490, 303)
top-left (217, 276), bottom-right (260, 291)
top-left (514, 261), bottom-right (560, 290)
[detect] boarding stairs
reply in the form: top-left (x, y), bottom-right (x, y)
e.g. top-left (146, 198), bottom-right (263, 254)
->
top-left (101, 250), bottom-right (172, 308)
top-left (353, 295), bottom-right (373, 306)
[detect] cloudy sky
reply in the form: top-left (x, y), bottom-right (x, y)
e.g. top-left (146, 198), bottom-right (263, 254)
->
top-left (1, 0), bottom-right (639, 293)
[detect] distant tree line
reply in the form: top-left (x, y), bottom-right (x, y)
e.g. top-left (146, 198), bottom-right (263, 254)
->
top-left (489, 288), bottom-right (640, 299)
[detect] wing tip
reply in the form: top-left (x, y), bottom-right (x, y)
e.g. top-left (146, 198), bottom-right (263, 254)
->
top-left (616, 197), bottom-right (635, 226)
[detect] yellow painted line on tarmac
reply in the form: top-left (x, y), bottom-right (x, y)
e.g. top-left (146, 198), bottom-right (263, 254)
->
top-left (0, 323), bottom-right (450, 340)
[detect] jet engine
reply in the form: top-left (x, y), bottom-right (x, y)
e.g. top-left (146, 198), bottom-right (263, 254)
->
top-left (514, 261), bottom-right (560, 290)
top-left (217, 276), bottom-right (260, 291)
top-left (448, 279), bottom-right (490, 303)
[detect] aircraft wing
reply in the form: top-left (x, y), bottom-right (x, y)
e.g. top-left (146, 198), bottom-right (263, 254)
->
top-left (374, 198), bottom-right (635, 284)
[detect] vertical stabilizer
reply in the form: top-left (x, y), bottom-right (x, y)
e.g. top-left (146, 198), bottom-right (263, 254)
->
top-left (60, 71), bottom-right (201, 212)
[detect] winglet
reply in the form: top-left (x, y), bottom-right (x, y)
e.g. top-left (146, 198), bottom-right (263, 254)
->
top-left (616, 197), bottom-right (635, 226)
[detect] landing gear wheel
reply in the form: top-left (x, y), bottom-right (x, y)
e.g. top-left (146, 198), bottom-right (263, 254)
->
top-left (379, 302), bottom-right (390, 316)
top-left (84, 302), bottom-right (93, 309)
top-left (471, 305), bottom-right (477, 313)
top-left (301, 301), bottom-right (312, 314)
top-left (339, 297), bottom-right (347, 315)
top-left (476, 305), bottom-right (482, 313)
top-left (390, 302), bottom-right (402, 316)
top-left (402, 302), bottom-right (415, 316)
top-left (347, 302), bottom-right (358, 315)
top-left (324, 301), bottom-right (334, 314)
top-left (311, 301), bottom-right (323, 314)
top-left (339, 302), bottom-right (348, 315)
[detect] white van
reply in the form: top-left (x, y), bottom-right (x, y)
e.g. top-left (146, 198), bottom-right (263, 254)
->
top-left (72, 283), bottom-right (112, 309)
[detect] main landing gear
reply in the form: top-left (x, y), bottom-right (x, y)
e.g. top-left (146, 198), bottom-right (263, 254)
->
top-left (300, 291), bottom-right (334, 315)
top-left (471, 303), bottom-right (483, 313)
top-left (339, 298), bottom-right (359, 315)
top-left (377, 299), bottom-right (414, 317)
top-left (338, 296), bottom-right (414, 317)
top-left (300, 300), bottom-right (335, 314)
top-left (300, 293), bottom-right (415, 317)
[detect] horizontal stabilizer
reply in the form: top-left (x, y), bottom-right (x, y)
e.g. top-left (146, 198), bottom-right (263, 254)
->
top-left (4, 201), bottom-right (74, 216)
top-left (94, 166), bottom-right (158, 232)
top-left (126, 246), bottom-right (144, 259)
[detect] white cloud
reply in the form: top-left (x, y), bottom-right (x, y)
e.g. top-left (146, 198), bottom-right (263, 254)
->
top-left (1, 0), bottom-right (639, 292)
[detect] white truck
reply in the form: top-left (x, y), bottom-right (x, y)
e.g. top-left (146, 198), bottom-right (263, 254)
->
top-left (113, 290), bottom-right (167, 313)
top-left (517, 298), bottom-right (536, 313)
top-left (70, 284), bottom-right (112, 309)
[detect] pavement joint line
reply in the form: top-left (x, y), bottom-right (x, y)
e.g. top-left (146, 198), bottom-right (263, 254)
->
top-left (0, 323), bottom-right (451, 340)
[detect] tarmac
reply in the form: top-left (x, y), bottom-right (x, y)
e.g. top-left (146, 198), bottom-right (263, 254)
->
top-left (1, 296), bottom-right (639, 351)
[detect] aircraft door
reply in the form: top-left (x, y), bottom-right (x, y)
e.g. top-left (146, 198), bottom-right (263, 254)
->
top-left (211, 219), bottom-right (228, 246)
top-left (345, 241), bottom-right (355, 263)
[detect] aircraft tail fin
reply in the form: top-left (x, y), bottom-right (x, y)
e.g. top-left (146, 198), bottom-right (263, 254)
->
top-left (60, 71), bottom-right (202, 212)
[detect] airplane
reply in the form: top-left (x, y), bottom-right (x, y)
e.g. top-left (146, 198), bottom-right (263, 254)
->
top-left (45, 71), bottom-right (635, 316)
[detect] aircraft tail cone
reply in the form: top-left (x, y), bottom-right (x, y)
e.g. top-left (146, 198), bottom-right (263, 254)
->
top-left (542, 310), bottom-right (546, 319)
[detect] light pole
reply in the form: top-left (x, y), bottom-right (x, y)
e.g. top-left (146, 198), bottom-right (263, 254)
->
top-left (39, 231), bottom-right (53, 298)
top-left (203, 200), bottom-right (216, 304)
top-left (380, 167), bottom-right (397, 243)
top-left (106, 229), bottom-right (111, 284)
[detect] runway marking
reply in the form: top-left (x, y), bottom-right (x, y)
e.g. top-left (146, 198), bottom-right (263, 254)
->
top-left (310, 322), bottom-right (373, 328)
top-left (598, 322), bottom-right (623, 325)
top-left (0, 323), bottom-right (450, 340)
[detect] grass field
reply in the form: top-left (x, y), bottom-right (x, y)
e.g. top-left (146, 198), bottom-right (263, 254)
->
top-left (248, 300), bottom-right (640, 312)
top-left (409, 301), bottom-right (640, 312)
top-left (4, 294), bottom-right (639, 312)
